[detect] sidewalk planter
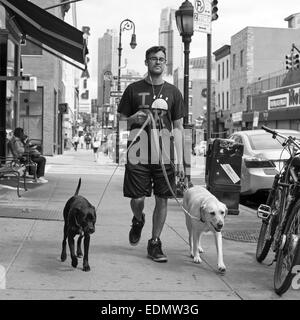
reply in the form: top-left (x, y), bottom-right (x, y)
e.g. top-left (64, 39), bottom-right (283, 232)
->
top-left (205, 138), bottom-right (244, 215)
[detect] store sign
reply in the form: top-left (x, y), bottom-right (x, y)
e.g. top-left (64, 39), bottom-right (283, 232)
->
top-left (289, 87), bottom-right (300, 107)
top-left (268, 93), bottom-right (289, 109)
top-left (268, 87), bottom-right (300, 109)
top-left (232, 111), bottom-right (242, 123)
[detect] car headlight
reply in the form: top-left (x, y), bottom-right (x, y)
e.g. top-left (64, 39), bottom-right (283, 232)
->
top-left (244, 157), bottom-right (275, 168)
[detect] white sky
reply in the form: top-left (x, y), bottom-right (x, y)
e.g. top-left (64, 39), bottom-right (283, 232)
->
top-left (75, 0), bottom-right (300, 98)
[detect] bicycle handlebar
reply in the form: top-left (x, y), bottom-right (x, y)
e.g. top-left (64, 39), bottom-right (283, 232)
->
top-left (261, 125), bottom-right (300, 149)
top-left (261, 125), bottom-right (276, 135)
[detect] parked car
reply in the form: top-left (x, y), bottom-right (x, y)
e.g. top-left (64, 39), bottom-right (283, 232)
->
top-left (229, 129), bottom-right (300, 195)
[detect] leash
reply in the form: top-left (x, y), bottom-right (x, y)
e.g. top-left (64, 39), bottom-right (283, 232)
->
top-left (148, 111), bottom-right (202, 222)
top-left (95, 116), bottom-right (151, 212)
top-left (95, 111), bottom-right (202, 222)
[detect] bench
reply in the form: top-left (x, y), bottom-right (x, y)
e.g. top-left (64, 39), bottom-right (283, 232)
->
top-left (0, 139), bottom-right (37, 197)
top-left (0, 157), bottom-right (27, 197)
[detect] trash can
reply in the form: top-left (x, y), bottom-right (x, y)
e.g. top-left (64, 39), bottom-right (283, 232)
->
top-left (205, 138), bottom-right (244, 215)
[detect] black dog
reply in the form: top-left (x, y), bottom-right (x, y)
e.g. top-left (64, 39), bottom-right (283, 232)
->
top-left (60, 178), bottom-right (96, 271)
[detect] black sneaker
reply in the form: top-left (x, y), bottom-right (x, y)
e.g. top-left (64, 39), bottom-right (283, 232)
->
top-left (129, 213), bottom-right (145, 246)
top-left (147, 238), bottom-right (168, 262)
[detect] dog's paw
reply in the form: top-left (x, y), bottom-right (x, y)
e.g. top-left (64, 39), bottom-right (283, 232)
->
top-left (76, 250), bottom-right (83, 258)
top-left (83, 262), bottom-right (90, 272)
top-left (193, 256), bottom-right (202, 264)
top-left (198, 246), bottom-right (204, 253)
top-left (60, 251), bottom-right (67, 262)
top-left (218, 264), bottom-right (226, 274)
top-left (71, 257), bottom-right (78, 268)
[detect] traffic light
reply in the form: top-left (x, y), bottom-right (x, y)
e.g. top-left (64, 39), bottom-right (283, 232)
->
top-left (286, 54), bottom-right (293, 70)
top-left (211, 0), bottom-right (218, 21)
top-left (294, 53), bottom-right (300, 69)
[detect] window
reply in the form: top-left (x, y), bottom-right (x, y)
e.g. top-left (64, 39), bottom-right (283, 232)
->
top-left (240, 87), bottom-right (244, 103)
top-left (222, 92), bottom-right (225, 109)
top-left (188, 96), bottom-right (193, 107)
top-left (222, 62), bottom-right (224, 80)
top-left (232, 90), bottom-right (236, 105)
top-left (226, 59), bottom-right (229, 78)
top-left (232, 54), bottom-right (236, 70)
top-left (226, 91), bottom-right (229, 109)
top-left (218, 64), bottom-right (220, 81)
top-left (218, 93), bottom-right (221, 108)
top-left (240, 49), bottom-right (244, 67)
top-left (189, 80), bottom-right (193, 89)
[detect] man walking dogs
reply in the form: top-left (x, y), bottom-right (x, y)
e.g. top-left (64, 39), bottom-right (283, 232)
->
top-left (118, 46), bottom-right (184, 262)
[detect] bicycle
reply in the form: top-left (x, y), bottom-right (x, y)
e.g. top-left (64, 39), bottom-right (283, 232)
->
top-left (256, 125), bottom-right (300, 295)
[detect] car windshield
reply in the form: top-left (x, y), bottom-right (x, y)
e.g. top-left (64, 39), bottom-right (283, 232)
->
top-left (248, 132), bottom-right (300, 150)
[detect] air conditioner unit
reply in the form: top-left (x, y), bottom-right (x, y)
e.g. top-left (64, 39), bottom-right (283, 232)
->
top-left (20, 76), bottom-right (37, 91)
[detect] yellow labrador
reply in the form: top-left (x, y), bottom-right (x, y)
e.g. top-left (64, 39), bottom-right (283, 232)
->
top-left (183, 186), bottom-right (228, 273)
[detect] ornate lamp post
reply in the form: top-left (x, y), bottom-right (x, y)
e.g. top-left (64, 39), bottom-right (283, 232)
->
top-left (116, 19), bottom-right (137, 164)
top-left (175, 0), bottom-right (194, 125)
top-left (102, 70), bottom-right (113, 139)
top-left (176, 0), bottom-right (194, 185)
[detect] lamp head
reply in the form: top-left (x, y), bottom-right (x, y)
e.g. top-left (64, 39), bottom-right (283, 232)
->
top-left (175, 0), bottom-right (194, 43)
top-left (130, 34), bottom-right (137, 49)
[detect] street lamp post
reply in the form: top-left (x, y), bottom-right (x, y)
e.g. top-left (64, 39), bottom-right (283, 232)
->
top-left (116, 19), bottom-right (137, 164)
top-left (103, 70), bottom-right (112, 139)
top-left (176, 0), bottom-right (194, 185)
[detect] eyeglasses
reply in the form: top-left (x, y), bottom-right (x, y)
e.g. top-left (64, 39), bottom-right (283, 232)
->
top-left (148, 57), bottom-right (167, 63)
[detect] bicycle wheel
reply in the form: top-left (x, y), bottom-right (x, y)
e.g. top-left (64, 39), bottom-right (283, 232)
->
top-left (274, 198), bottom-right (300, 295)
top-left (256, 189), bottom-right (280, 262)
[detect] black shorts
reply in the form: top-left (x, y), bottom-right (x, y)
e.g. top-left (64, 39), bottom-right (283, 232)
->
top-left (123, 163), bottom-right (175, 199)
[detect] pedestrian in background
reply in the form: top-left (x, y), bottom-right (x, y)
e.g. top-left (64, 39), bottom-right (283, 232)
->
top-left (72, 134), bottom-right (79, 151)
top-left (79, 134), bottom-right (85, 149)
top-left (85, 133), bottom-right (91, 150)
top-left (92, 135), bottom-right (101, 162)
top-left (117, 45), bottom-right (184, 263)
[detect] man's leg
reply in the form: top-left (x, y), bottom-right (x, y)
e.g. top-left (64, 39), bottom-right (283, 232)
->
top-left (152, 196), bottom-right (168, 240)
top-left (130, 197), bottom-right (145, 221)
top-left (129, 197), bottom-right (146, 246)
top-left (147, 196), bottom-right (168, 262)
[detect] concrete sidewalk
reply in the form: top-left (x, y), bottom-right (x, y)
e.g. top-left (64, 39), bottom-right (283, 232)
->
top-left (0, 149), bottom-right (298, 300)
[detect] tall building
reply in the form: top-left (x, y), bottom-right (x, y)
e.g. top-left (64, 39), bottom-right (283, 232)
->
top-left (97, 29), bottom-right (118, 107)
top-left (159, 7), bottom-right (183, 76)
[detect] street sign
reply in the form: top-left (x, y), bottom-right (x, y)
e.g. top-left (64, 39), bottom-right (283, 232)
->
top-left (110, 91), bottom-right (123, 98)
top-left (194, 0), bottom-right (212, 34)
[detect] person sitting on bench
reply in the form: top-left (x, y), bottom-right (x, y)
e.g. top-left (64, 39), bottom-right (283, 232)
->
top-left (10, 127), bottom-right (48, 184)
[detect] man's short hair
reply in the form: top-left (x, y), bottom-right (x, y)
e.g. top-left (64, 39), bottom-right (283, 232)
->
top-left (13, 127), bottom-right (24, 139)
top-left (145, 46), bottom-right (166, 60)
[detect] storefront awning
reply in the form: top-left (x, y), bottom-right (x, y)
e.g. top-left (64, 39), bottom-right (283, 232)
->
top-left (0, 0), bottom-right (88, 68)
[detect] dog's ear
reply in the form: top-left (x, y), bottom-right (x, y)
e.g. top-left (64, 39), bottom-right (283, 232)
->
top-left (68, 208), bottom-right (81, 229)
top-left (222, 204), bottom-right (228, 217)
